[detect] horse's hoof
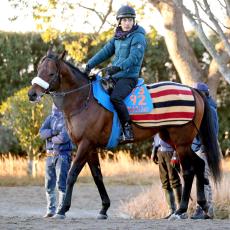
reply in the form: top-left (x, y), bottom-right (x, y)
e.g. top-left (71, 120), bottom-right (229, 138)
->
top-left (168, 212), bottom-right (188, 220)
top-left (97, 213), bottom-right (108, 219)
top-left (52, 214), bottom-right (66, 219)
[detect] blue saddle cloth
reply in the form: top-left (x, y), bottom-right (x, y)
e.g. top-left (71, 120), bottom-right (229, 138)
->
top-left (92, 75), bottom-right (153, 148)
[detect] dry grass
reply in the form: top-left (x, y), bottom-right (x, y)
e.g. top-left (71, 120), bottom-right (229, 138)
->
top-left (0, 152), bottom-right (230, 219)
top-left (0, 151), bottom-right (157, 186)
top-left (120, 159), bottom-right (230, 219)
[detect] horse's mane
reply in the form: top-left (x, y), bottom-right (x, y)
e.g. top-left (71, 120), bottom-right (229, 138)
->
top-left (47, 52), bottom-right (86, 77)
top-left (63, 60), bottom-right (85, 77)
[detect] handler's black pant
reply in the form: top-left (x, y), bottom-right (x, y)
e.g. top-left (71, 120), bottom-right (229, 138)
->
top-left (110, 78), bottom-right (137, 126)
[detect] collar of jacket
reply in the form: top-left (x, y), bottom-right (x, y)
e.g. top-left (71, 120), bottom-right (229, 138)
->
top-left (114, 24), bottom-right (138, 40)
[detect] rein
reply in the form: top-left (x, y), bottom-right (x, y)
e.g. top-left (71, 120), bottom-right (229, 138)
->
top-left (49, 82), bottom-right (92, 97)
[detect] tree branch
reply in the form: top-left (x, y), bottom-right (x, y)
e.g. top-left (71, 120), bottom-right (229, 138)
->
top-left (193, 1), bottom-right (218, 34)
top-left (203, 0), bottom-right (230, 56)
top-left (97, 0), bottom-right (113, 33)
top-left (224, 0), bottom-right (230, 17)
top-left (173, 0), bottom-right (230, 84)
top-left (78, 0), bottom-right (114, 34)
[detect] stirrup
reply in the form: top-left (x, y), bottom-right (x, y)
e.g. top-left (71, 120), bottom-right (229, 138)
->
top-left (119, 122), bottom-right (134, 144)
top-left (119, 133), bottom-right (134, 144)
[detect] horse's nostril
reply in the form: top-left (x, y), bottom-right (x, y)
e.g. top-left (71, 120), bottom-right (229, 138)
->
top-left (28, 91), bottom-right (37, 101)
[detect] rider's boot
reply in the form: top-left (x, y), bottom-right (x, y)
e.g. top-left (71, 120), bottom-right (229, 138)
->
top-left (119, 122), bottom-right (134, 144)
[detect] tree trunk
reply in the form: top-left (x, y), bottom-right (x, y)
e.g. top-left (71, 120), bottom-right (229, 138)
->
top-left (207, 58), bottom-right (221, 100)
top-left (27, 149), bottom-right (38, 178)
top-left (149, 0), bottom-right (204, 86)
top-left (208, 45), bottom-right (230, 99)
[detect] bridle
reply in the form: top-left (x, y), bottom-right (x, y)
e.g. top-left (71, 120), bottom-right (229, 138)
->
top-left (31, 54), bottom-right (92, 116)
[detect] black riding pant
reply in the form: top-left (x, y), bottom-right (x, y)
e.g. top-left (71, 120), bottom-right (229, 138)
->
top-left (158, 151), bottom-right (181, 190)
top-left (110, 78), bottom-right (137, 126)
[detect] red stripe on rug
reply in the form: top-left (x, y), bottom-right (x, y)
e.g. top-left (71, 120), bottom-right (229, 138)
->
top-left (150, 89), bottom-right (193, 98)
top-left (131, 112), bottom-right (194, 120)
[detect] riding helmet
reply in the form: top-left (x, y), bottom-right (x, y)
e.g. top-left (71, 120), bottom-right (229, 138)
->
top-left (116, 5), bottom-right (136, 20)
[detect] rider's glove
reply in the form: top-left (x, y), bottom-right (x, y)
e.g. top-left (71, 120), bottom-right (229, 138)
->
top-left (106, 66), bottom-right (121, 76)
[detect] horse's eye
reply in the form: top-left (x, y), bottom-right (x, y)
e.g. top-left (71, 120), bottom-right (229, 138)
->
top-left (49, 73), bottom-right (55, 77)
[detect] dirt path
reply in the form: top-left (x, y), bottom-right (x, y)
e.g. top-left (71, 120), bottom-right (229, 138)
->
top-left (0, 184), bottom-right (230, 229)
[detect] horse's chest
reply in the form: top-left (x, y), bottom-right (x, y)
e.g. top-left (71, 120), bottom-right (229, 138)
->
top-left (66, 118), bottom-right (85, 142)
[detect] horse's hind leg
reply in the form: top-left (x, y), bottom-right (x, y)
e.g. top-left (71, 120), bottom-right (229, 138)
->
top-left (175, 148), bottom-right (208, 218)
top-left (174, 147), bottom-right (195, 218)
top-left (193, 152), bottom-right (209, 214)
top-left (88, 152), bottom-right (110, 219)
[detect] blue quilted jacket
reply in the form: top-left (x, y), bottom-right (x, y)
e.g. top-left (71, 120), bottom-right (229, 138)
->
top-left (39, 107), bottom-right (73, 154)
top-left (87, 25), bottom-right (147, 79)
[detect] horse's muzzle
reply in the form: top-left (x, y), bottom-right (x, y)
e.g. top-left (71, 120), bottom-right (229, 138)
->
top-left (28, 89), bottom-right (39, 102)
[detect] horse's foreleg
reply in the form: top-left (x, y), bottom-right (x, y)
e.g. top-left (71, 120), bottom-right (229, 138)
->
top-left (88, 152), bottom-right (110, 219)
top-left (57, 140), bottom-right (89, 216)
top-left (62, 161), bottom-right (86, 214)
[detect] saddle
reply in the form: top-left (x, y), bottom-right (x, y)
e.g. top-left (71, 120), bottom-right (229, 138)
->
top-left (101, 76), bottom-right (116, 95)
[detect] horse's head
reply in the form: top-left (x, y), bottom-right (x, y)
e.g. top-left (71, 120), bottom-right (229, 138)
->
top-left (28, 48), bottom-right (66, 102)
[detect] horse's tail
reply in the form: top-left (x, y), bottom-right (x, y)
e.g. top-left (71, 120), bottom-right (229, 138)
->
top-left (198, 91), bottom-right (222, 183)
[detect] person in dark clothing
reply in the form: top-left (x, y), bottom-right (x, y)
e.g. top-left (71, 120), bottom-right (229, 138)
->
top-left (39, 104), bottom-right (73, 219)
top-left (152, 134), bottom-right (182, 219)
top-left (85, 5), bottom-right (147, 144)
top-left (191, 82), bottom-right (219, 219)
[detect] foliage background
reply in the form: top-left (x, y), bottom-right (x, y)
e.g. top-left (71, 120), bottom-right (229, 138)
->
top-left (0, 30), bottom-right (229, 157)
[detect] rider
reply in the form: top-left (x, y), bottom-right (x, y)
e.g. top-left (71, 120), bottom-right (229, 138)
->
top-left (84, 5), bottom-right (147, 144)
top-left (191, 82), bottom-right (219, 219)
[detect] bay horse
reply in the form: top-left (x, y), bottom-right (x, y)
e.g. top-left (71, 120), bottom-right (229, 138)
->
top-left (28, 49), bottom-right (221, 219)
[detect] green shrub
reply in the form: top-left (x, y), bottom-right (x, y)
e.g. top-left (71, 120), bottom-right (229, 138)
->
top-left (0, 86), bottom-right (52, 159)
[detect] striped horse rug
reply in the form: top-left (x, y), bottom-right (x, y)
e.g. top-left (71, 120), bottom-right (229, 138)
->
top-left (130, 82), bottom-right (195, 127)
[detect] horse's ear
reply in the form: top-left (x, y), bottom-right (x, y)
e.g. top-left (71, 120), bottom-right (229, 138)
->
top-left (47, 45), bottom-right (53, 55)
top-left (59, 50), bottom-right (67, 60)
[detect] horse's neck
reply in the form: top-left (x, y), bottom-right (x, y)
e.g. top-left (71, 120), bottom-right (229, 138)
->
top-left (60, 64), bottom-right (87, 90)
top-left (60, 65), bottom-right (90, 113)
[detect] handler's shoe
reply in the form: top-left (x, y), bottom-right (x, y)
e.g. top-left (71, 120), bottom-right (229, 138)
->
top-left (191, 206), bottom-right (209, 219)
top-left (191, 206), bottom-right (203, 219)
top-left (191, 205), bottom-right (214, 220)
top-left (43, 213), bottom-right (55, 218)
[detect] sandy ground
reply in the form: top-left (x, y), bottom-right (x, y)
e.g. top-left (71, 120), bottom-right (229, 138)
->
top-left (0, 183), bottom-right (230, 230)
